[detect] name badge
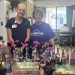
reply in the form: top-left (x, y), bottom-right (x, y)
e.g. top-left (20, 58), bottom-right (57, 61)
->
top-left (12, 24), bottom-right (17, 28)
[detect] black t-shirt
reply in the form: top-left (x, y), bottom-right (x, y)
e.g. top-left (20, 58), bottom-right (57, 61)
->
top-left (30, 22), bottom-right (54, 43)
top-left (5, 17), bottom-right (30, 43)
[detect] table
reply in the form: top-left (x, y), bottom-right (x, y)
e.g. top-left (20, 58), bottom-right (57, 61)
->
top-left (11, 61), bottom-right (39, 75)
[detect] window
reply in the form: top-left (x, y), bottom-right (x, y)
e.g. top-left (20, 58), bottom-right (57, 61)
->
top-left (46, 7), bottom-right (66, 30)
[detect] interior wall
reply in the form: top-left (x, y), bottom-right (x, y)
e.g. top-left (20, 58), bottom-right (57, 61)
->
top-left (34, 0), bottom-right (75, 7)
top-left (27, 0), bottom-right (34, 17)
top-left (0, 0), bottom-right (7, 41)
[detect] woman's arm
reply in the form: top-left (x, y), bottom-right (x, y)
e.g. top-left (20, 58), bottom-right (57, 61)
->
top-left (6, 28), bottom-right (14, 42)
top-left (49, 37), bottom-right (55, 47)
top-left (24, 28), bottom-right (30, 42)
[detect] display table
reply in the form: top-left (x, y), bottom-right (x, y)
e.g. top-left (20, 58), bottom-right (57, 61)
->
top-left (55, 74), bottom-right (75, 75)
top-left (12, 61), bottom-right (39, 75)
top-left (55, 64), bottom-right (75, 75)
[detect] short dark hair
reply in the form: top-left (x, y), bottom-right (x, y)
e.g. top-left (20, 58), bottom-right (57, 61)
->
top-left (32, 9), bottom-right (43, 18)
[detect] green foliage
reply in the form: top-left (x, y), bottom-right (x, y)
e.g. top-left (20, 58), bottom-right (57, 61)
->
top-left (0, 64), bottom-right (4, 73)
top-left (55, 56), bottom-right (61, 64)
